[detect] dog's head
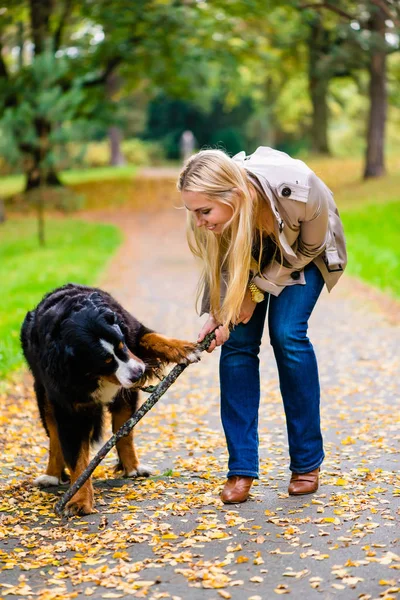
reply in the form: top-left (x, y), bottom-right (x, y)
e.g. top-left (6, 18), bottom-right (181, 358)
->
top-left (59, 304), bottom-right (145, 388)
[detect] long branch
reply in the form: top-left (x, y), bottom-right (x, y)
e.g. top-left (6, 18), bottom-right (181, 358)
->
top-left (54, 331), bottom-right (216, 516)
top-left (54, 0), bottom-right (74, 52)
top-left (0, 38), bottom-right (8, 79)
top-left (371, 0), bottom-right (400, 27)
top-left (299, 2), bottom-right (354, 20)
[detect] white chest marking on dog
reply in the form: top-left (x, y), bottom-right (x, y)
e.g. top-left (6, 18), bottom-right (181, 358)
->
top-left (100, 339), bottom-right (145, 388)
top-left (92, 378), bottom-right (120, 405)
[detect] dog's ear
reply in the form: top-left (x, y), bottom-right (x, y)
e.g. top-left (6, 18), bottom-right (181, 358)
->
top-left (104, 311), bottom-right (117, 326)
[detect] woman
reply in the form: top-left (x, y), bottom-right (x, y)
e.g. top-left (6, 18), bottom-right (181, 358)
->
top-left (178, 146), bottom-right (347, 504)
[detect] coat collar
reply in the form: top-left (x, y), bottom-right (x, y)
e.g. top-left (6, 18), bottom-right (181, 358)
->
top-left (237, 158), bottom-right (297, 259)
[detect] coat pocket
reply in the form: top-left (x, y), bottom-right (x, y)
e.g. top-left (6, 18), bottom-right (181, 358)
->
top-left (254, 262), bottom-right (306, 295)
top-left (322, 211), bottom-right (346, 273)
top-left (276, 182), bottom-right (310, 203)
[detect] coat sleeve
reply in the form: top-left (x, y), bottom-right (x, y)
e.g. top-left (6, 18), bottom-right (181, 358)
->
top-left (264, 172), bottom-right (330, 275)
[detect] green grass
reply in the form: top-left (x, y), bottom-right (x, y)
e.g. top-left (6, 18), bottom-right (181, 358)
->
top-left (0, 218), bottom-right (122, 379)
top-left (0, 166), bottom-right (137, 197)
top-left (341, 201), bottom-right (400, 299)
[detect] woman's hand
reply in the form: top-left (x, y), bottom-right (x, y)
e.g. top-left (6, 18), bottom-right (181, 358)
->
top-left (197, 314), bottom-right (230, 353)
top-left (237, 288), bottom-right (257, 325)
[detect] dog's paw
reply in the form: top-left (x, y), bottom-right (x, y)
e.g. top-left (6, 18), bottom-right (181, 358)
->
top-left (60, 469), bottom-right (70, 485)
top-left (185, 346), bottom-right (202, 364)
top-left (34, 474), bottom-right (60, 487)
top-left (114, 460), bottom-right (123, 474)
top-left (64, 499), bottom-right (96, 517)
top-left (178, 343), bottom-right (202, 365)
top-left (125, 464), bottom-right (153, 478)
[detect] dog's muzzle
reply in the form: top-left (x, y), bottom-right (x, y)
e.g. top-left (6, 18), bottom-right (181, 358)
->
top-left (117, 359), bottom-right (146, 388)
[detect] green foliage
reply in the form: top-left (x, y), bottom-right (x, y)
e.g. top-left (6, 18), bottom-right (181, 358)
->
top-left (209, 127), bottom-right (245, 156)
top-left (0, 50), bottom-right (111, 173)
top-left (144, 94), bottom-right (255, 158)
top-left (341, 202), bottom-right (400, 299)
top-left (67, 138), bottom-right (165, 169)
top-left (0, 218), bottom-right (122, 378)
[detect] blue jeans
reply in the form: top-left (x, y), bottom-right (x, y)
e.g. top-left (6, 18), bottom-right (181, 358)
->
top-left (219, 262), bottom-right (325, 477)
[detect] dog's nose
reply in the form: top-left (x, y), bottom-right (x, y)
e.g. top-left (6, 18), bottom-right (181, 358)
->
top-left (128, 363), bottom-right (145, 382)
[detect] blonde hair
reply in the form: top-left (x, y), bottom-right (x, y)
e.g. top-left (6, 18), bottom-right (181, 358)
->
top-left (178, 149), bottom-right (278, 327)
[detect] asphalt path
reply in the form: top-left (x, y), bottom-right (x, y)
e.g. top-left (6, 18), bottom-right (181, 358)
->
top-left (0, 205), bottom-right (399, 600)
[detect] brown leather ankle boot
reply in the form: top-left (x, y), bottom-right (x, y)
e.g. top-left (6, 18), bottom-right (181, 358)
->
top-left (288, 468), bottom-right (320, 496)
top-left (220, 476), bottom-right (254, 504)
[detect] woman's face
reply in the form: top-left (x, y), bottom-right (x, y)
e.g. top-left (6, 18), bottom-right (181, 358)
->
top-left (182, 191), bottom-right (233, 234)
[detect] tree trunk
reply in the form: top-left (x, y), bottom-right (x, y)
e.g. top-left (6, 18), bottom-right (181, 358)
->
top-left (109, 126), bottom-right (126, 166)
top-left (309, 77), bottom-right (330, 155)
top-left (0, 198), bottom-right (5, 223)
top-left (23, 119), bottom-right (63, 191)
top-left (307, 17), bottom-right (331, 155)
top-left (25, 164), bottom-right (62, 191)
top-left (106, 71), bottom-right (125, 166)
top-left (363, 7), bottom-right (387, 179)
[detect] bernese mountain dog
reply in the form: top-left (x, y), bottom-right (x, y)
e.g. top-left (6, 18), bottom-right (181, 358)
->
top-left (21, 283), bottom-right (200, 516)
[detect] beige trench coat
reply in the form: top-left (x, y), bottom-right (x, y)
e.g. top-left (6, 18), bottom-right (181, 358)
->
top-left (201, 146), bottom-right (347, 314)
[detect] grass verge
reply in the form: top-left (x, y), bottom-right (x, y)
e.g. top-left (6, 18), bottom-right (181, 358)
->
top-left (0, 166), bottom-right (137, 197)
top-left (0, 217), bottom-right (122, 379)
top-left (340, 201), bottom-right (400, 300)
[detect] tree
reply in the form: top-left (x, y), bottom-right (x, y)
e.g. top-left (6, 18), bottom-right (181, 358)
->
top-left (0, 0), bottom-right (256, 188)
top-left (297, 0), bottom-right (400, 177)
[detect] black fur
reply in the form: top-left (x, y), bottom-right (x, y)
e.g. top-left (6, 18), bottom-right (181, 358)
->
top-left (21, 283), bottom-right (198, 515)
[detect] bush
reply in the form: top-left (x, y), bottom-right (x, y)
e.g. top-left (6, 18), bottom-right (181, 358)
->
top-left (209, 127), bottom-right (245, 156)
top-left (7, 186), bottom-right (86, 213)
top-left (68, 138), bottom-right (165, 169)
top-left (121, 139), bottom-right (165, 165)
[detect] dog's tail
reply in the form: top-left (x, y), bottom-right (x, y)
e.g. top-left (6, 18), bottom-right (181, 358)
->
top-left (20, 310), bottom-right (36, 360)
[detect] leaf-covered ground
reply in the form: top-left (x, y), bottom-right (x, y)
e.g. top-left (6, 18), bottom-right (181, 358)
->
top-left (0, 209), bottom-right (399, 600)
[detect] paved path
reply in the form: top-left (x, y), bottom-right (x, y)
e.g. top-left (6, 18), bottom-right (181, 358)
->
top-left (0, 206), bottom-right (399, 600)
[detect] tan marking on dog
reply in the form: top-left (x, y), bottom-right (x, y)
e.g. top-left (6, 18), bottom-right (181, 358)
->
top-left (44, 409), bottom-right (66, 480)
top-left (65, 441), bottom-right (95, 515)
top-left (112, 405), bottom-right (140, 475)
top-left (140, 332), bottom-right (199, 364)
top-left (35, 401), bottom-right (66, 486)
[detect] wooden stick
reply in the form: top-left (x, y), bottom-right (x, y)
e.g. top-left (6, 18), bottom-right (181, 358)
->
top-left (54, 331), bottom-right (216, 516)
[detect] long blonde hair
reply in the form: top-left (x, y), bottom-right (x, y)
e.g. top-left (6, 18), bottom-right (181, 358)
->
top-left (178, 149), bottom-right (277, 327)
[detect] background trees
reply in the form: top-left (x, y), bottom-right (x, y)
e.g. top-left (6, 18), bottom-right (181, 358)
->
top-left (0, 0), bottom-right (399, 187)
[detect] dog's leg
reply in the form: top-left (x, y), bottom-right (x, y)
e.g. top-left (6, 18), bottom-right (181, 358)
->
top-left (34, 407), bottom-right (69, 487)
top-left (111, 392), bottom-right (152, 478)
top-left (55, 410), bottom-right (96, 516)
top-left (32, 385), bottom-right (69, 487)
top-left (64, 439), bottom-right (95, 516)
top-left (140, 332), bottom-right (201, 365)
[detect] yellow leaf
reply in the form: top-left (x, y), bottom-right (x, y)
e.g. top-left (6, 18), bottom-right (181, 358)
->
top-left (341, 436), bottom-right (355, 445)
top-left (323, 517), bottom-right (340, 525)
top-left (236, 556), bottom-right (249, 564)
top-left (274, 584), bottom-right (290, 594)
top-left (217, 591), bottom-right (231, 599)
top-left (335, 478), bottom-right (348, 486)
top-left (162, 533), bottom-right (178, 539)
top-left (134, 581), bottom-right (156, 588)
top-left (250, 576), bottom-right (263, 583)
